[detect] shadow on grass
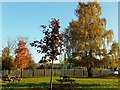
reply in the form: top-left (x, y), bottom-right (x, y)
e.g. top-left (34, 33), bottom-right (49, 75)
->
top-left (2, 83), bottom-right (119, 90)
top-left (2, 82), bottom-right (49, 88)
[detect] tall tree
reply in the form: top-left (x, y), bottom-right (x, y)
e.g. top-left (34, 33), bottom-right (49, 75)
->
top-left (30, 19), bottom-right (64, 90)
top-left (64, 1), bottom-right (114, 77)
top-left (15, 40), bottom-right (32, 70)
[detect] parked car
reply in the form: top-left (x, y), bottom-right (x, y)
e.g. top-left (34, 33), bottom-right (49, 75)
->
top-left (108, 68), bottom-right (118, 75)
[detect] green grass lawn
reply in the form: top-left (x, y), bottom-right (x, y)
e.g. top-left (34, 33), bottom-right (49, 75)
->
top-left (1, 76), bottom-right (119, 90)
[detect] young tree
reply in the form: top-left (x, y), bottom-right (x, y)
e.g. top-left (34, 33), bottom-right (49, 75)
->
top-left (15, 40), bottom-right (33, 77)
top-left (64, 1), bottom-right (114, 77)
top-left (5, 38), bottom-right (17, 56)
top-left (39, 58), bottom-right (48, 76)
top-left (27, 59), bottom-right (37, 76)
top-left (108, 42), bottom-right (120, 68)
top-left (30, 19), bottom-right (64, 90)
top-left (2, 47), bottom-right (14, 71)
top-left (2, 38), bottom-right (17, 57)
top-left (1, 38), bottom-right (17, 71)
top-left (27, 59), bottom-right (37, 69)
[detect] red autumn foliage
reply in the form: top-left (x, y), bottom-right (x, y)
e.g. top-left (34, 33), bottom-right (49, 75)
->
top-left (15, 40), bottom-right (32, 70)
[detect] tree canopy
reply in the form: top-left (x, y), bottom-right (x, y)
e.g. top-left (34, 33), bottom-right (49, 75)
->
top-left (1, 47), bottom-right (14, 70)
top-left (15, 40), bottom-right (33, 70)
top-left (64, 1), bottom-right (116, 77)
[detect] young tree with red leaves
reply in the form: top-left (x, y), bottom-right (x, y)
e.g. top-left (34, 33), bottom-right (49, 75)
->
top-left (30, 19), bottom-right (64, 90)
top-left (15, 40), bottom-right (32, 77)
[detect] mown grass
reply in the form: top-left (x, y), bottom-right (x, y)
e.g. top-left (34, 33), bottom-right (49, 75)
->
top-left (1, 76), bottom-right (119, 90)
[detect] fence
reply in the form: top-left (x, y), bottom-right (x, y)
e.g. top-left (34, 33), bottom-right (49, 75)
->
top-left (2, 68), bottom-right (109, 77)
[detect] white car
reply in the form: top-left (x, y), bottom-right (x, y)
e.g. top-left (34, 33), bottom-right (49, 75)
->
top-left (113, 70), bottom-right (118, 75)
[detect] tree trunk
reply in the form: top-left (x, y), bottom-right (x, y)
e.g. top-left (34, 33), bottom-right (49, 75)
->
top-left (83, 69), bottom-right (85, 76)
top-left (32, 69), bottom-right (34, 76)
top-left (50, 60), bottom-right (54, 90)
top-left (87, 50), bottom-right (93, 77)
top-left (63, 67), bottom-right (65, 75)
top-left (87, 67), bottom-right (92, 77)
top-left (44, 68), bottom-right (46, 76)
top-left (89, 50), bottom-right (92, 57)
top-left (21, 69), bottom-right (23, 77)
top-left (8, 70), bottom-right (11, 75)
